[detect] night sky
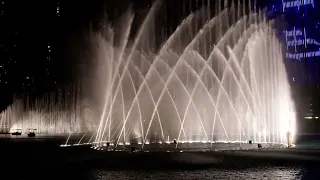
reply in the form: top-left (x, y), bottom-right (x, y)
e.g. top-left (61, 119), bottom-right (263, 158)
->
top-left (0, 0), bottom-right (111, 110)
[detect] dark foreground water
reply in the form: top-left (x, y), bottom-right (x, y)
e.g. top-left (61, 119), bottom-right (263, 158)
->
top-left (1, 135), bottom-right (320, 180)
top-left (8, 160), bottom-right (317, 180)
top-left (88, 166), bottom-right (304, 179)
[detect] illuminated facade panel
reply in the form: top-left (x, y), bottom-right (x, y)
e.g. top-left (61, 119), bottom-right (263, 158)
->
top-left (269, 0), bottom-right (320, 84)
top-left (282, 0), bottom-right (314, 11)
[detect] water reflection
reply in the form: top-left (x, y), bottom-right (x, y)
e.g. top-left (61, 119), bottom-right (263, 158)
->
top-left (89, 166), bottom-right (303, 180)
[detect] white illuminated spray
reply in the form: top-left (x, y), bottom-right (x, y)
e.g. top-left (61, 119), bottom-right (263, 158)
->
top-left (0, 0), bottom-right (296, 148)
top-left (87, 131), bottom-right (97, 144)
top-left (77, 132), bottom-right (88, 145)
top-left (89, 0), bottom-right (296, 148)
top-left (0, 84), bottom-right (91, 134)
top-left (87, 0), bottom-right (295, 149)
top-left (65, 133), bottom-right (72, 146)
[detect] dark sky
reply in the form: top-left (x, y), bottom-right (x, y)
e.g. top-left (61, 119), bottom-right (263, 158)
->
top-left (0, 0), bottom-right (102, 108)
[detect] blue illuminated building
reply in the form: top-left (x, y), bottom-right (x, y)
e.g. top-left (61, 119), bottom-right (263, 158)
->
top-left (267, 0), bottom-right (320, 84)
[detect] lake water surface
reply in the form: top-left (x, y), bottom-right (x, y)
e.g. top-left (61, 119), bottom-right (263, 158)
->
top-left (1, 135), bottom-right (320, 180)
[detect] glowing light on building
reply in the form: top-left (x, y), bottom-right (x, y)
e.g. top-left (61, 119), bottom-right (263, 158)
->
top-left (304, 116), bottom-right (319, 119)
top-left (284, 25), bottom-right (320, 61)
top-left (286, 49), bottom-right (320, 60)
top-left (285, 27), bottom-right (320, 51)
top-left (282, 0), bottom-right (315, 12)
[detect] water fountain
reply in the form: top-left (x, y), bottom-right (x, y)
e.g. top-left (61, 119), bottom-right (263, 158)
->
top-left (88, 0), bottom-right (296, 151)
top-left (0, 84), bottom-right (96, 135)
top-left (0, 0), bottom-right (296, 151)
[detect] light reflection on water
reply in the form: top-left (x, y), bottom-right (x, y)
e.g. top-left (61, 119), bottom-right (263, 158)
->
top-left (89, 166), bottom-right (304, 180)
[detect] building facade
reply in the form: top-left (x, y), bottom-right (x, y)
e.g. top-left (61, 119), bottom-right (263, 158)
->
top-left (268, 0), bottom-right (320, 134)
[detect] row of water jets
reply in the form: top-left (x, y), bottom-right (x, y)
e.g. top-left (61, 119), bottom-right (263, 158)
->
top-left (0, 85), bottom-right (89, 134)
